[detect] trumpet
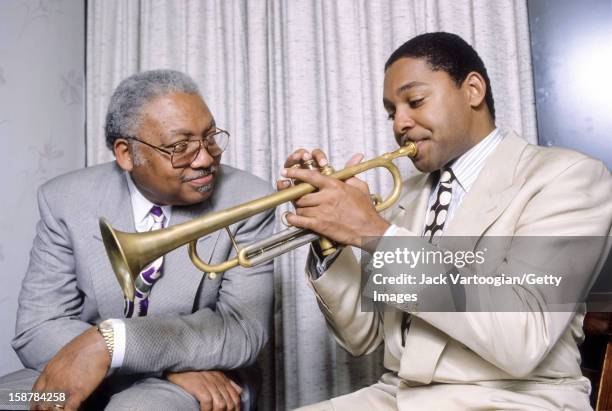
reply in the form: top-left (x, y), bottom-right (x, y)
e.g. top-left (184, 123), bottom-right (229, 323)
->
top-left (100, 143), bottom-right (417, 302)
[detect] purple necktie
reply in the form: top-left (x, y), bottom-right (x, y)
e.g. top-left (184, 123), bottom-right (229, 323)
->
top-left (124, 206), bottom-right (165, 317)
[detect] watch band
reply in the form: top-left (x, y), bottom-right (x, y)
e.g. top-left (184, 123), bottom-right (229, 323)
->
top-left (97, 320), bottom-right (115, 358)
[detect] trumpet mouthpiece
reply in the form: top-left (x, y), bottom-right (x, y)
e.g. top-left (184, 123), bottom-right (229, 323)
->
top-left (399, 142), bottom-right (418, 158)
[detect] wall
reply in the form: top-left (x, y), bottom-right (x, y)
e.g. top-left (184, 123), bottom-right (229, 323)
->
top-left (0, 0), bottom-right (85, 374)
top-left (528, 0), bottom-right (612, 307)
top-left (528, 0), bottom-right (612, 168)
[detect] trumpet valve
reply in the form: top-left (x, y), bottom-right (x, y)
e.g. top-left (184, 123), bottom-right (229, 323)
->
top-left (302, 159), bottom-right (318, 170)
top-left (319, 165), bottom-right (335, 176)
top-left (318, 237), bottom-right (338, 256)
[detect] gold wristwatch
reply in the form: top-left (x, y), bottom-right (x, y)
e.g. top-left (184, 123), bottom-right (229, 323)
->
top-left (97, 320), bottom-right (115, 358)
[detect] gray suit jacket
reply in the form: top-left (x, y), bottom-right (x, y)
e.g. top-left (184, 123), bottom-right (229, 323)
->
top-left (12, 162), bottom-right (274, 376)
top-left (307, 131), bottom-right (612, 410)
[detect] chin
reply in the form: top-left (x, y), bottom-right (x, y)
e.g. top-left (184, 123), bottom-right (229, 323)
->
top-left (183, 184), bottom-right (215, 205)
top-left (413, 159), bottom-right (436, 173)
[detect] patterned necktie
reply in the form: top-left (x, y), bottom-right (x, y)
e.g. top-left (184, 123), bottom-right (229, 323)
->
top-left (124, 206), bottom-right (165, 318)
top-left (423, 167), bottom-right (456, 244)
top-left (402, 167), bottom-right (456, 345)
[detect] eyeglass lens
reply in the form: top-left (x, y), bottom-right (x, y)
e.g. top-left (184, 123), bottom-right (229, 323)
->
top-left (171, 131), bottom-right (229, 167)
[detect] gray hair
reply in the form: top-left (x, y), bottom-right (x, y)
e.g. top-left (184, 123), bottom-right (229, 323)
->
top-left (104, 69), bottom-right (201, 149)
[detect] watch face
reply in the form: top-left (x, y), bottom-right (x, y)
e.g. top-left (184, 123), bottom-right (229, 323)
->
top-left (99, 320), bottom-right (113, 332)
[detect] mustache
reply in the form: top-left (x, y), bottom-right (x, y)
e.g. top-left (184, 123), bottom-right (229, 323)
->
top-left (181, 165), bottom-right (219, 182)
top-left (396, 134), bottom-right (412, 147)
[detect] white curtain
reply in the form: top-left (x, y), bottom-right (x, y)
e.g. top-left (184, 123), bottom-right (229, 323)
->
top-left (87, 1), bottom-right (536, 409)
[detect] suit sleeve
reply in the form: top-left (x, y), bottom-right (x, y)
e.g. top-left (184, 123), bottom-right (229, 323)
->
top-left (118, 207), bottom-right (275, 375)
top-left (11, 186), bottom-right (91, 371)
top-left (305, 248), bottom-right (384, 357)
top-left (402, 158), bottom-right (612, 377)
top-left (303, 203), bottom-right (412, 357)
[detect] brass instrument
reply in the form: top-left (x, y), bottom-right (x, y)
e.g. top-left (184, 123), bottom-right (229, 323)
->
top-left (100, 143), bottom-right (417, 302)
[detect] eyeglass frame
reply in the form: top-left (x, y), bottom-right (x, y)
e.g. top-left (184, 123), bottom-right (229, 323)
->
top-left (122, 127), bottom-right (230, 168)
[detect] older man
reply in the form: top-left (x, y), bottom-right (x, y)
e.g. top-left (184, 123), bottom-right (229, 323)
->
top-left (281, 32), bottom-right (612, 410)
top-left (0, 70), bottom-right (273, 411)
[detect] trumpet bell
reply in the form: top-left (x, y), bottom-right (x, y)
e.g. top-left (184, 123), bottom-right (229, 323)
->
top-left (100, 218), bottom-right (137, 301)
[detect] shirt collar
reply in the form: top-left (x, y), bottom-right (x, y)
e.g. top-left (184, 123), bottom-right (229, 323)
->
top-left (446, 127), bottom-right (504, 193)
top-left (125, 172), bottom-right (172, 232)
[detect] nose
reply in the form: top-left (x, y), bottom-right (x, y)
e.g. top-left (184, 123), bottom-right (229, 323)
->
top-left (393, 109), bottom-right (416, 140)
top-left (189, 143), bottom-right (215, 168)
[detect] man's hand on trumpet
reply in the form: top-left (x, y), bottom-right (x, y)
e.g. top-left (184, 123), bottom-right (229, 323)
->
top-left (278, 148), bottom-right (390, 251)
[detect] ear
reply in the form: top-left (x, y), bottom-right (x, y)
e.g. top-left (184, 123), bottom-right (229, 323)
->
top-left (463, 71), bottom-right (487, 109)
top-left (114, 139), bottom-right (134, 172)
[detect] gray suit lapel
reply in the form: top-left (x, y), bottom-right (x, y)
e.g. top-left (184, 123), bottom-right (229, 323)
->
top-left (90, 167), bottom-right (136, 319)
top-left (442, 131), bottom-right (527, 250)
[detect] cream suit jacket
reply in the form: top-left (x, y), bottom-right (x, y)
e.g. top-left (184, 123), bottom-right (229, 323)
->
top-left (306, 132), bottom-right (612, 410)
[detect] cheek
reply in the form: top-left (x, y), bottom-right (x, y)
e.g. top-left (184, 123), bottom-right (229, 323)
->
top-left (152, 159), bottom-right (183, 180)
top-left (428, 105), bottom-right (464, 145)
top-left (419, 98), bottom-right (451, 131)
top-left (144, 166), bottom-right (184, 196)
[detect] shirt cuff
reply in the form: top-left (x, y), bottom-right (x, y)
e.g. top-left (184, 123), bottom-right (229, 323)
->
top-left (383, 224), bottom-right (402, 237)
top-left (310, 243), bottom-right (343, 278)
top-left (107, 318), bottom-right (126, 371)
top-left (310, 226), bottom-right (400, 278)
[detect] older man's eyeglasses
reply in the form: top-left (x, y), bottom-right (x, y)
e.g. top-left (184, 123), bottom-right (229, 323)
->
top-left (125, 128), bottom-right (230, 168)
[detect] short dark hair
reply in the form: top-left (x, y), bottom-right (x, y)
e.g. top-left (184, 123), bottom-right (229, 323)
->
top-left (104, 69), bottom-right (201, 149)
top-left (385, 32), bottom-right (495, 119)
